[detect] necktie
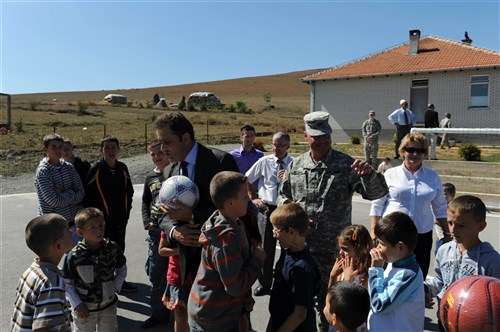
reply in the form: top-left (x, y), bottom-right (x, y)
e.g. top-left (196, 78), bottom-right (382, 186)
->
top-left (278, 159), bottom-right (285, 171)
top-left (180, 161), bottom-right (189, 177)
top-left (404, 109), bottom-right (409, 125)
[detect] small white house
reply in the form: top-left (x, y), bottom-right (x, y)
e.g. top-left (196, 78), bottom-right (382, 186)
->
top-left (104, 94), bottom-right (127, 105)
top-left (302, 30), bottom-right (500, 143)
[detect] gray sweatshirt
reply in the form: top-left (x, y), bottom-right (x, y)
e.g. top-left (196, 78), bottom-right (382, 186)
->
top-left (425, 241), bottom-right (500, 300)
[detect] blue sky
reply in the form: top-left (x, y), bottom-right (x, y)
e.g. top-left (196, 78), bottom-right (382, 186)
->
top-left (1, 1), bottom-right (499, 94)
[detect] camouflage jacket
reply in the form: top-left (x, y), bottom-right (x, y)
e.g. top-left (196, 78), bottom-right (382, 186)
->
top-left (361, 119), bottom-right (382, 144)
top-left (62, 239), bottom-right (127, 310)
top-left (277, 148), bottom-right (388, 254)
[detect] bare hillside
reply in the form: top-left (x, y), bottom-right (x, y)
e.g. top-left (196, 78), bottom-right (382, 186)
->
top-left (11, 69), bottom-right (325, 111)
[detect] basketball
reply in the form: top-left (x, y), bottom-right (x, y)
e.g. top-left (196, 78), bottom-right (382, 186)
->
top-left (159, 175), bottom-right (200, 210)
top-left (440, 275), bottom-right (500, 332)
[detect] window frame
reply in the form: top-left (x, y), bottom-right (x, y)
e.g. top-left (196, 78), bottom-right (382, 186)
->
top-left (469, 75), bottom-right (490, 108)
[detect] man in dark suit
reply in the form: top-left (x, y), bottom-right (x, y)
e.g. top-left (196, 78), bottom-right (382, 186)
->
top-left (153, 112), bottom-right (239, 301)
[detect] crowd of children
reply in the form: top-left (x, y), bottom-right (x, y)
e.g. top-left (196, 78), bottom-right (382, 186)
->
top-left (10, 133), bottom-right (500, 332)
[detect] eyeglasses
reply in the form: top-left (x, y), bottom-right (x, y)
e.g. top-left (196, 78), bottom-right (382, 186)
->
top-left (404, 147), bottom-right (425, 154)
top-left (272, 226), bottom-right (290, 235)
top-left (272, 143), bottom-right (289, 148)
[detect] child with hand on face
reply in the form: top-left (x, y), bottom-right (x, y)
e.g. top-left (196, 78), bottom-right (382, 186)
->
top-left (328, 225), bottom-right (373, 332)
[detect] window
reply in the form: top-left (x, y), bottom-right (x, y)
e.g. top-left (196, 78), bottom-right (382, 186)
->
top-left (469, 75), bottom-right (489, 108)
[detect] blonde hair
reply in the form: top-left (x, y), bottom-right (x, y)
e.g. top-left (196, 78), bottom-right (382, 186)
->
top-left (399, 132), bottom-right (428, 156)
top-left (270, 203), bottom-right (309, 236)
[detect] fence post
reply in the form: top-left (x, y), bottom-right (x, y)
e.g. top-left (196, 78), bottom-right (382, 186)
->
top-left (145, 123), bottom-right (148, 152)
top-left (103, 124), bottom-right (106, 137)
top-left (206, 117), bottom-right (209, 144)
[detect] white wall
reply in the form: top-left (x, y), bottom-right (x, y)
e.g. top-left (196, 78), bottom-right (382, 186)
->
top-left (310, 69), bottom-right (500, 143)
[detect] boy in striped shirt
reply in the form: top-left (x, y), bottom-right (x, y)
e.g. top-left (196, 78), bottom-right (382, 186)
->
top-left (11, 214), bottom-right (74, 332)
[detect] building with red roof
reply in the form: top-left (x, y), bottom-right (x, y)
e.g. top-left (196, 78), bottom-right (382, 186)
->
top-left (302, 30), bottom-right (500, 142)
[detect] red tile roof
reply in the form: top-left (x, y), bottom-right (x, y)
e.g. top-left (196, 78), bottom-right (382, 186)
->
top-left (302, 36), bottom-right (500, 82)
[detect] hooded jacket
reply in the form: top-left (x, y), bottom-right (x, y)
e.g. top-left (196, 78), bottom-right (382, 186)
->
top-left (188, 211), bottom-right (262, 332)
top-left (34, 158), bottom-right (84, 223)
top-left (425, 241), bottom-right (500, 300)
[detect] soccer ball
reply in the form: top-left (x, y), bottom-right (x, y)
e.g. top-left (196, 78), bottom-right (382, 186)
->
top-left (440, 275), bottom-right (499, 332)
top-left (159, 175), bottom-right (200, 210)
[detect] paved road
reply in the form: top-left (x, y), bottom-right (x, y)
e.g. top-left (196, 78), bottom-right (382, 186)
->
top-left (1, 187), bottom-right (499, 331)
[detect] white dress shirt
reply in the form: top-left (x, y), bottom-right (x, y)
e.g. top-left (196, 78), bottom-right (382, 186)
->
top-left (245, 154), bottom-right (293, 206)
top-left (370, 164), bottom-right (447, 233)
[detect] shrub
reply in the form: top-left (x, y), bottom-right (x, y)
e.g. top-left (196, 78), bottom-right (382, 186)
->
top-left (77, 100), bottom-right (88, 114)
top-left (188, 103), bottom-right (196, 112)
top-left (14, 119), bottom-right (24, 133)
top-left (29, 100), bottom-right (40, 111)
top-left (228, 104), bottom-right (236, 113)
top-left (236, 101), bottom-right (248, 113)
top-left (351, 135), bottom-right (361, 145)
top-left (459, 144), bottom-right (481, 161)
top-left (178, 96), bottom-right (186, 110)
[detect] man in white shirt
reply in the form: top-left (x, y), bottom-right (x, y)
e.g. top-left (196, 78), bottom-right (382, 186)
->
top-left (245, 131), bottom-right (293, 296)
top-left (388, 99), bottom-right (416, 159)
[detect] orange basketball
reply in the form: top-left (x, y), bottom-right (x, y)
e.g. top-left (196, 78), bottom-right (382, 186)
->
top-left (440, 275), bottom-right (500, 332)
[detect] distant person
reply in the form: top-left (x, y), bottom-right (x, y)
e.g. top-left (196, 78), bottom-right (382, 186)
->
top-left (388, 99), bottom-right (416, 159)
top-left (324, 282), bottom-right (370, 332)
top-left (277, 111), bottom-right (388, 331)
top-left (376, 157), bottom-right (392, 175)
top-left (367, 212), bottom-right (425, 331)
top-left (424, 103), bottom-right (439, 160)
top-left (439, 113), bottom-right (452, 149)
top-left (62, 138), bottom-right (91, 186)
top-left (141, 140), bottom-right (171, 328)
top-left (230, 124), bottom-right (264, 176)
top-left (434, 182), bottom-right (456, 254)
top-left (245, 131), bottom-right (293, 297)
top-left (187, 171), bottom-right (265, 332)
top-left (370, 132), bottom-right (450, 278)
top-left (83, 135), bottom-right (136, 292)
top-left (35, 133), bottom-right (85, 245)
top-left (11, 214), bottom-right (73, 332)
top-left (267, 203), bottom-right (321, 332)
top-left (424, 195), bottom-right (500, 331)
top-left (63, 207), bottom-right (127, 332)
top-left (361, 110), bottom-right (382, 166)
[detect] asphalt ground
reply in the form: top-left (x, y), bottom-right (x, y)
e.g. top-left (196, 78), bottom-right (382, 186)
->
top-left (1, 186), bottom-right (499, 331)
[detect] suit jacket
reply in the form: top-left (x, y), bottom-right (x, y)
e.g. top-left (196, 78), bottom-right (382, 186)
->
top-left (160, 143), bottom-right (238, 283)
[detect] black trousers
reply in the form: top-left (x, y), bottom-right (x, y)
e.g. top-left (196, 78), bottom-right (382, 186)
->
top-left (257, 204), bottom-right (277, 289)
top-left (395, 125), bottom-right (412, 157)
top-left (415, 230), bottom-right (433, 278)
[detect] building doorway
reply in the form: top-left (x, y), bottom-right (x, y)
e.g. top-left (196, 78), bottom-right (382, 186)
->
top-left (410, 79), bottom-right (429, 124)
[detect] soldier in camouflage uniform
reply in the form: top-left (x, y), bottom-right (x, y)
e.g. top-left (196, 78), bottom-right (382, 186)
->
top-left (362, 110), bottom-right (382, 167)
top-left (63, 207), bottom-right (127, 332)
top-left (277, 111), bottom-right (388, 332)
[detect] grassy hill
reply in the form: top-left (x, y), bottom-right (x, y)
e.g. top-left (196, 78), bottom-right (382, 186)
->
top-left (9, 68), bottom-right (324, 111)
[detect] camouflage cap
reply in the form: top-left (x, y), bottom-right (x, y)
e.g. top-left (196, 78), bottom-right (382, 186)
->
top-left (304, 111), bottom-right (332, 136)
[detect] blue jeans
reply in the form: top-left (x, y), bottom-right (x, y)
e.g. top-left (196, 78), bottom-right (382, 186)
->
top-left (145, 227), bottom-right (170, 321)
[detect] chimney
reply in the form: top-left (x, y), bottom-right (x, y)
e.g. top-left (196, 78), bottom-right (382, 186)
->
top-left (409, 29), bottom-right (421, 55)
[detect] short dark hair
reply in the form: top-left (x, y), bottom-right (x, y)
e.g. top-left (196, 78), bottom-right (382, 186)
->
top-left (270, 203), bottom-right (309, 236)
top-left (448, 195), bottom-right (486, 223)
top-left (154, 112), bottom-right (195, 141)
top-left (100, 135), bottom-right (120, 149)
top-left (75, 207), bottom-right (104, 229)
top-left (42, 133), bottom-right (63, 148)
top-left (240, 124), bottom-right (256, 133)
top-left (326, 282), bottom-right (370, 330)
top-left (147, 140), bottom-right (161, 151)
top-left (25, 214), bottom-right (68, 257)
top-left (443, 183), bottom-right (456, 196)
top-left (210, 171), bottom-right (247, 210)
top-left (375, 212), bottom-right (417, 252)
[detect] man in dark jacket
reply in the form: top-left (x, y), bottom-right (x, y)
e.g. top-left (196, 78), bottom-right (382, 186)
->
top-left (424, 103), bottom-right (440, 160)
